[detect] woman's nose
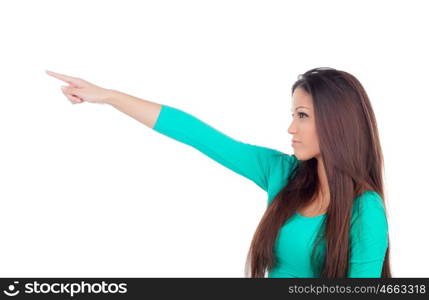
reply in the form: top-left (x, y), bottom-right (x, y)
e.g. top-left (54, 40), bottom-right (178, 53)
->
top-left (288, 122), bottom-right (296, 135)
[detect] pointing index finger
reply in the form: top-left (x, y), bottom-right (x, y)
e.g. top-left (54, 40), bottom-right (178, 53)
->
top-left (46, 70), bottom-right (79, 85)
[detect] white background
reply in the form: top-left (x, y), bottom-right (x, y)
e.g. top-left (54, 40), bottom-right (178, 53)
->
top-left (0, 0), bottom-right (427, 277)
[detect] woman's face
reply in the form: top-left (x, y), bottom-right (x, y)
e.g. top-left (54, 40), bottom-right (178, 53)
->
top-left (287, 87), bottom-right (320, 161)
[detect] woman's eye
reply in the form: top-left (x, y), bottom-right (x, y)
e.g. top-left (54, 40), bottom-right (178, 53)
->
top-left (291, 112), bottom-right (307, 118)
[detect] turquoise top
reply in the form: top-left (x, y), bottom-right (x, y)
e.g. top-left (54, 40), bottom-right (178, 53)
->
top-left (152, 104), bottom-right (389, 278)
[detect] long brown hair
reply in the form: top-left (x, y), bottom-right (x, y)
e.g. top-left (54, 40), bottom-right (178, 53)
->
top-left (244, 67), bottom-right (391, 278)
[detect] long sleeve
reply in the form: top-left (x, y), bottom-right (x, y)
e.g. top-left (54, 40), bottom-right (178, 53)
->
top-left (347, 191), bottom-right (389, 278)
top-left (152, 104), bottom-right (289, 192)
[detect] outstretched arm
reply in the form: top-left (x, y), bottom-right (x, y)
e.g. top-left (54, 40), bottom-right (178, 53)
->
top-left (46, 70), bottom-right (296, 193)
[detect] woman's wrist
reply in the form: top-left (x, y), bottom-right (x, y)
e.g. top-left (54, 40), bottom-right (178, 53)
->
top-left (103, 89), bottom-right (121, 106)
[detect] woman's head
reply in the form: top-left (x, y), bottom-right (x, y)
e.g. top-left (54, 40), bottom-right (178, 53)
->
top-left (288, 67), bottom-right (379, 169)
top-left (245, 67), bottom-right (391, 278)
top-left (288, 86), bottom-right (320, 161)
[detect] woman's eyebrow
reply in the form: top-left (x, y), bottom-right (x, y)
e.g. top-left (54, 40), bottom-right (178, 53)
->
top-left (290, 106), bottom-right (310, 112)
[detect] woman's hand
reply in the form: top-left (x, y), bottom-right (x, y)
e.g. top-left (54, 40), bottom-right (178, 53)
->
top-left (46, 70), bottom-right (114, 105)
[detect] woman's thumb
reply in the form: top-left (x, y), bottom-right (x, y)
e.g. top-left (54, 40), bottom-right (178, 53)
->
top-left (61, 85), bottom-right (83, 102)
top-left (62, 85), bottom-right (79, 96)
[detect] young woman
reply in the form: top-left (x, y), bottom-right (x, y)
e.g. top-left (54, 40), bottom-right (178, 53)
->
top-left (46, 67), bottom-right (391, 278)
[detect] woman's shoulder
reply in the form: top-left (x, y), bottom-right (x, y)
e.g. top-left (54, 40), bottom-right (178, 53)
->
top-left (353, 190), bottom-right (385, 211)
top-left (266, 153), bottom-right (299, 204)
